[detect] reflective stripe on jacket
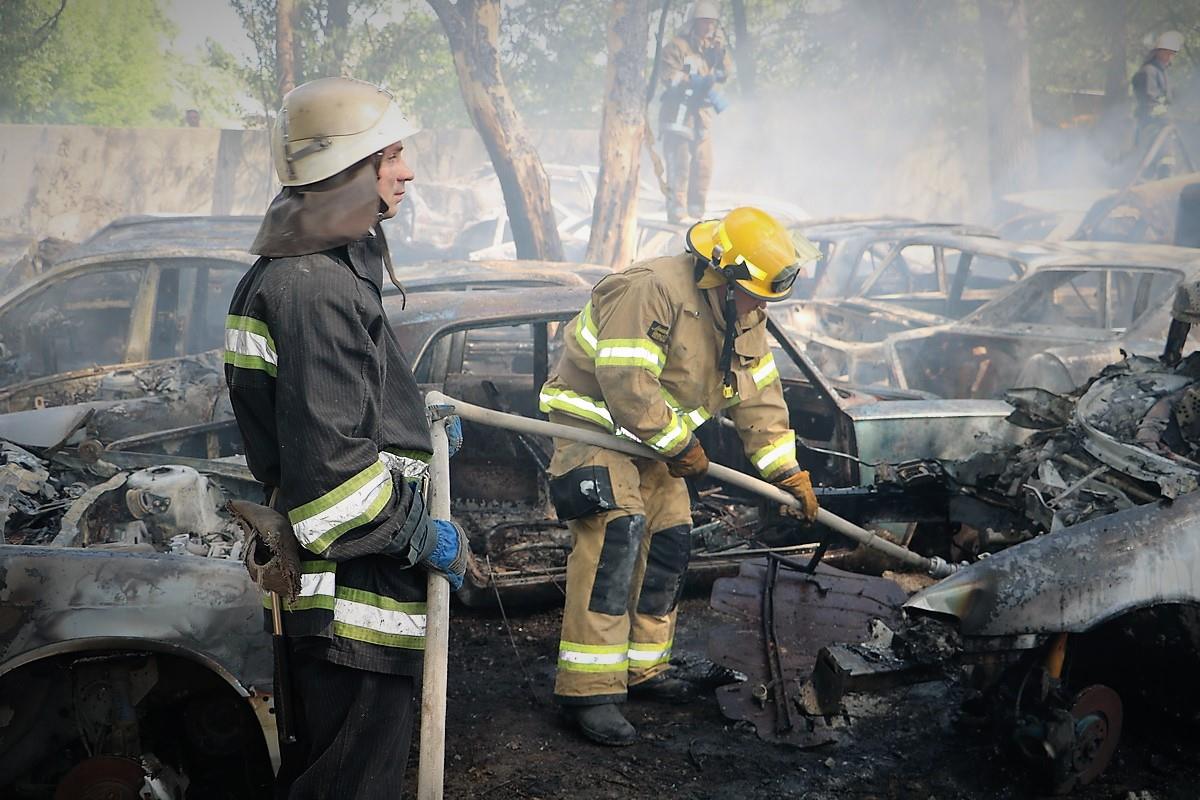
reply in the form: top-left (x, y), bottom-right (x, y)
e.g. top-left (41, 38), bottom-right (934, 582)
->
top-left (541, 254), bottom-right (800, 480)
top-left (225, 232), bottom-right (436, 675)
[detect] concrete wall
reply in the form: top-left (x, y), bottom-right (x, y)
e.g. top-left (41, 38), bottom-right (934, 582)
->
top-left (0, 124), bottom-right (599, 242)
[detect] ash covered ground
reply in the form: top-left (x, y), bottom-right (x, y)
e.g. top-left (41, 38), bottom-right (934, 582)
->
top-left (426, 597), bottom-right (1200, 800)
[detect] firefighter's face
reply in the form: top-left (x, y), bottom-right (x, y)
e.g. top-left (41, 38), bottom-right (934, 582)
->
top-left (692, 18), bottom-right (717, 40)
top-left (376, 141), bottom-right (415, 220)
top-left (733, 285), bottom-right (766, 317)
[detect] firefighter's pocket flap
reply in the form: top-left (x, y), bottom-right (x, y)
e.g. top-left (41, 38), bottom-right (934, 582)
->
top-left (549, 464), bottom-right (619, 521)
top-left (733, 327), bottom-right (769, 367)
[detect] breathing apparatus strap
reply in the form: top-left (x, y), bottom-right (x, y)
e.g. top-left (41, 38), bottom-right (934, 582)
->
top-left (695, 250), bottom-right (739, 400)
top-left (718, 284), bottom-right (738, 400)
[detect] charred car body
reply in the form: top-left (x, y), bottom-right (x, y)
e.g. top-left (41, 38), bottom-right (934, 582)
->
top-left (822, 241), bottom-right (1200, 398)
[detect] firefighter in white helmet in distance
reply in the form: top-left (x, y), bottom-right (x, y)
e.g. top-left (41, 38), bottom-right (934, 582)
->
top-left (539, 206), bottom-right (822, 745)
top-left (1132, 30), bottom-right (1184, 151)
top-left (659, 0), bottom-right (735, 224)
top-left (225, 77), bottom-right (467, 799)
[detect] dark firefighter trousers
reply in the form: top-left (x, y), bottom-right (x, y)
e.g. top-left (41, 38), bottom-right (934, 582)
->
top-left (275, 646), bottom-right (416, 800)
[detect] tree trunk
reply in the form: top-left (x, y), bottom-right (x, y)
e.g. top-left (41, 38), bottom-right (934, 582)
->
top-left (730, 0), bottom-right (755, 97)
top-left (326, 0), bottom-right (352, 76)
top-left (978, 0), bottom-right (1038, 206)
top-left (428, 0), bottom-right (564, 261)
top-left (276, 0), bottom-right (298, 98)
top-left (1100, 0), bottom-right (1128, 111)
top-left (586, 0), bottom-right (650, 268)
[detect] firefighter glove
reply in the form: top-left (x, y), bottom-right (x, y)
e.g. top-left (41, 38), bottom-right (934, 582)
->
top-left (423, 519), bottom-right (468, 591)
top-left (775, 469), bottom-right (819, 523)
top-left (667, 436), bottom-right (710, 479)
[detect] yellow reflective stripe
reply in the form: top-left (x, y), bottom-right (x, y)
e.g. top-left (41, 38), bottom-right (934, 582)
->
top-left (753, 433), bottom-right (798, 479)
top-left (263, 573), bottom-right (427, 650)
top-left (646, 411), bottom-right (688, 453)
top-left (558, 640), bottom-right (629, 672)
top-left (539, 388), bottom-right (615, 430)
top-left (751, 353), bottom-right (780, 390)
top-left (660, 388), bottom-right (710, 431)
top-left (594, 337), bottom-right (666, 377)
top-left (288, 456), bottom-right (394, 554)
top-left (628, 639), bottom-right (673, 668)
top-left (575, 302), bottom-right (598, 356)
top-left (224, 315), bottom-right (278, 377)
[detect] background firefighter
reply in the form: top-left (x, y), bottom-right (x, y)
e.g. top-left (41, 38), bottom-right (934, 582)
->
top-left (658, 0), bottom-right (734, 224)
top-left (539, 206), bottom-right (822, 745)
top-left (1131, 30), bottom-right (1184, 178)
top-left (224, 77), bottom-right (467, 799)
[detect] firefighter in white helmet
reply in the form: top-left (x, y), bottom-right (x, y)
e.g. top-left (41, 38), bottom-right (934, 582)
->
top-left (1132, 30), bottom-right (1184, 147)
top-left (540, 207), bottom-right (822, 745)
top-left (225, 77), bottom-right (467, 799)
top-left (659, 0), bottom-right (734, 224)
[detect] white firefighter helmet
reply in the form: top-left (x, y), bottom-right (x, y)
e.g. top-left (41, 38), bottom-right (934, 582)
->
top-left (1156, 30), bottom-right (1184, 52)
top-left (691, 0), bottom-right (720, 21)
top-left (270, 77), bottom-right (419, 187)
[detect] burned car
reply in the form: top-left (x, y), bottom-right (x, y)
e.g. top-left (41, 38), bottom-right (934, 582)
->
top-left (780, 233), bottom-right (1060, 381)
top-left (0, 214), bottom-right (606, 414)
top-left (796, 218), bottom-right (996, 300)
top-left (844, 242), bottom-right (1200, 397)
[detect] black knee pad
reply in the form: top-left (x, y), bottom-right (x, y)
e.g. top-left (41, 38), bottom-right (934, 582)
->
top-left (549, 464), bottom-right (619, 521)
top-left (588, 514), bottom-right (646, 616)
top-left (636, 524), bottom-right (692, 616)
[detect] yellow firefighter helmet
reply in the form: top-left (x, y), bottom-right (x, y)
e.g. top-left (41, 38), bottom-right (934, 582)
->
top-left (270, 77), bottom-right (419, 187)
top-left (686, 207), bottom-right (820, 301)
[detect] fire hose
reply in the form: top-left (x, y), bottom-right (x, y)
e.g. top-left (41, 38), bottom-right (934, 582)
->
top-left (425, 391), bottom-right (957, 579)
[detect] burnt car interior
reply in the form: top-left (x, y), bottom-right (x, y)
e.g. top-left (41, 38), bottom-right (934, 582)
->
top-left (0, 259), bottom-right (244, 390)
top-left (895, 266), bottom-right (1182, 398)
top-left (857, 244), bottom-right (1025, 318)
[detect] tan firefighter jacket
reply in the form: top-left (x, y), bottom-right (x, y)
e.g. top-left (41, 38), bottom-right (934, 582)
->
top-left (540, 254), bottom-right (800, 481)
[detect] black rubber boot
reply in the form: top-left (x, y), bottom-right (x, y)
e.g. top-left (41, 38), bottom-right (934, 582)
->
top-left (567, 703), bottom-right (638, 746)
top-left (628, 672), bottom-right (696, 704)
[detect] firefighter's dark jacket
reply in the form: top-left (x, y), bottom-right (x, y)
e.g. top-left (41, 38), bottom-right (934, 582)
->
top-left (225, 228), bottom-right (435, 675)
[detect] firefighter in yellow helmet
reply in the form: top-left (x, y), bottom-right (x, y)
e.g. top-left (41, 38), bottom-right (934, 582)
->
top-left (539, 206), bottom-right (822, 745)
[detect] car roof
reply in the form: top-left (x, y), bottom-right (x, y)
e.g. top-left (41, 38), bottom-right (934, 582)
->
top-left (386, 285), bottom-right (592, 358)
top-left (71, 215), bottom-right (263, 259)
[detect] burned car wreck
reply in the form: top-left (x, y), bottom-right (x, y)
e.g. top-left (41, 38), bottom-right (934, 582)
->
top-left (704, 281), bottom-right (1200, 795)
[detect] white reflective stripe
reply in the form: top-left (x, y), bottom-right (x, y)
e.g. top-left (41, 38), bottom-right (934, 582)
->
top-left (333, 597), bottom-right (426, 638)
top-left (298, 571), bottom-right (336, 598)
top-left (752, 355), bottom-right (778, 387)
top-left (628, 644), bottom-right (671, 662)
top-left (224, 328), bottom-right (277, 366)
top-left (755, 439), bottom-right (795, 471)
top-left (684, 408), bottom-right (710, 428)
top-left (559, 649), bottom-right (629, 666)
top-left (539, 390), bottom-right (615, 426)
top-left (595, 345), bottom-right (665, 368)
top-left (291, 456), bottom-right (392, 548)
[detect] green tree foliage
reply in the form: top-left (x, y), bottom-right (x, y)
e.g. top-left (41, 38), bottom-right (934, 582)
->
top-left (0, 0), bottom-right (180, 126)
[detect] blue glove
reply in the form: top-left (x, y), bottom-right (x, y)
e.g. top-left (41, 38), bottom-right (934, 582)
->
top-left (708, 89), bottom-right (730, 114)
top-left (446, 415), bottom-right (463, 458)
top-left (689, 73), bottom-right (715, 94)
top-left (423, 519), bottom-right (468, 591)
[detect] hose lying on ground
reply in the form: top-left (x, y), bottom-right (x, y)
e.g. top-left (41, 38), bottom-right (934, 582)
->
top-left (425, 391), bottom-right (957, 579)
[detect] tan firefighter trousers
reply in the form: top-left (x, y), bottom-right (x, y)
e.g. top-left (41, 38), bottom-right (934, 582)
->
top-left (663, 128), bottom-right (714, 220)
top-left (548, 439), bottom-right (693, 705)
